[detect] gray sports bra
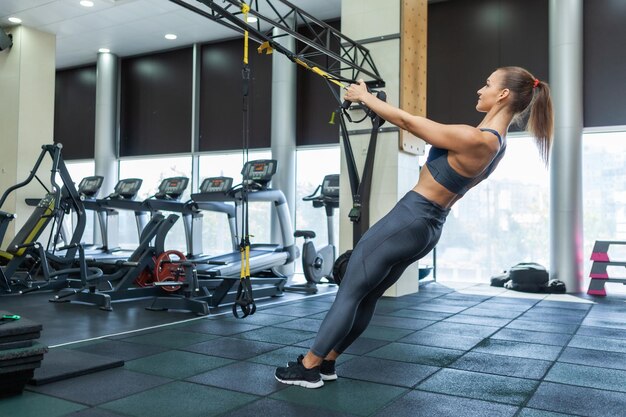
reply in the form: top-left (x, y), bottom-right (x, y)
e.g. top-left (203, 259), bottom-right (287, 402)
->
top-left (425, 128), bottom-right (506, 196)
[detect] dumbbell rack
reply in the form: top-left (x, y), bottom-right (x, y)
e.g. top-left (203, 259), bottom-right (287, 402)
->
top-left (587, 240), bottom-right (626, 296)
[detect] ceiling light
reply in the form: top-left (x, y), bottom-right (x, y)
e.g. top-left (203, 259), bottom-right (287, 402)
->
top-left (8, 17), bottom-right (22, 24)
top-left (164, 34), bottom-right (177, 40)
top-left (80, 0), bottom-right (94, 7)
top-left (246, 16), bottom-right (258, 23)
top-left (98, 48), bottom-right (110, 53)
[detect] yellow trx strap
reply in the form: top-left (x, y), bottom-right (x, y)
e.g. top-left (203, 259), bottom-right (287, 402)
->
top-left (258, 41), bottom-right (273, 55)
top-left (241, 2), bottom-right (250, 65)
top-left (294, 58), bottom-right (347, 89)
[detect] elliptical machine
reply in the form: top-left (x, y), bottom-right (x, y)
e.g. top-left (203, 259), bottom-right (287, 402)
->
top-left (290, 174), bottom-right (339, 293)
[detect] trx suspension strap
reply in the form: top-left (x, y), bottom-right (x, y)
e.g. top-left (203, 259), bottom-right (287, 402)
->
top-left (233, 2), bottom-right (256, 318)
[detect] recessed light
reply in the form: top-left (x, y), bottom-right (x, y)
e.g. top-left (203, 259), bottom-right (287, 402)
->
top-left (246, 16), bottom-right (258, 23)
top-left (8, 17), bottom-right (22, 24)
top-left (98, 48), bottom-right (110, 53)
top-left (80, 0), bottom-right (94, 7)
top-left (164, 34), bottom-right (177, 40)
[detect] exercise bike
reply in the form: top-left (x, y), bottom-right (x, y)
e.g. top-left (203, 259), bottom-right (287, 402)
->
top-left (289, 174), bottom-right (339, 293)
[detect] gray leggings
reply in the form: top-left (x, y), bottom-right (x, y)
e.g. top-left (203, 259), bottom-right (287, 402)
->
top-left (310, 191), bottom-right (449, 357)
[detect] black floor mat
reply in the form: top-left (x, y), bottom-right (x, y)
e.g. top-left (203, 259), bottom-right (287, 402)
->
top-left (30, 348), bottom-right (123, 385)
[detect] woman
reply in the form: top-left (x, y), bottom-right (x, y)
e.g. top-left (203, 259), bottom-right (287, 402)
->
top-left (275, 66), bottom-right (553, 388)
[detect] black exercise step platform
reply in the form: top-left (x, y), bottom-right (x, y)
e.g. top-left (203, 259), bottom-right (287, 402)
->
top-left (0, 312), bottom-right (47, 398)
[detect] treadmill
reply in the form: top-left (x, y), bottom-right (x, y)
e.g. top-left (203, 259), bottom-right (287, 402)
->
top-left (158, 159), bottom-right (296, 309)
top-left (143, 177), bottom-right (237, 260)
top-left (191, 160), bottom-right (297, 278)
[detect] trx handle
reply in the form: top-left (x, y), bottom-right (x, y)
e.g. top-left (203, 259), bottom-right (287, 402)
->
top-left (233, 237), bottom-right (256, 318)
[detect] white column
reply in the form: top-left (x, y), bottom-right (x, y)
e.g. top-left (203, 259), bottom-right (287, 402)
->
top-left (340, 0), bottom-right (423, 296)
top-left (549, 0), bottom-right (584, 293)
top-left (94, 51), bottom-right (119, 197)
top-left (0, 26), bottom-right (55, 245)
top-left (270, 26), bottom-right (297, 274)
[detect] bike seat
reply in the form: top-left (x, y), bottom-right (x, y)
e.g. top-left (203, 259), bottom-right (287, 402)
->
top-left (294, 230), bottom-right (316, 239)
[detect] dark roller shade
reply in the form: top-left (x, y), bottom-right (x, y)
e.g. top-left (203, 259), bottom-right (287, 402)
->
top-left (428, 0), bottom-right (548, 130)
top-left (120, 47), bottom-right (193, 157)
top-left (54, 65), bottom-right (96, 160)
top-left (584, 0), bottom-right (626, 127)
top-left (199, 38), bottom-right (272, 152)
top-left (296, 19), bottom-right (341, 146)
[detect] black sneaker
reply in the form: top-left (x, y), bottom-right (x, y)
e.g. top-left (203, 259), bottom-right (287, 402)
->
top-left (320, 359), bottom-right (337, 381)
top-left (276, 355), bottom-right (324, 389)
top-left (288, 355), bottom-right (337, 381)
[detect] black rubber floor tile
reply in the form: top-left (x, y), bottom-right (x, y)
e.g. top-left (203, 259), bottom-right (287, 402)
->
top-left (517, 408), bottom-right (580, 417)
top-left (527, 381), bottom-right (626, 417)
top-left (124, 350), bottom-right (234, 379)
top-left (385, 308), bottom-right (453, 321)
top-left (568, 334), bottom-right (626, 353)
top-left (64, 408), bottom-right (129, 417)
top-left (270, 318), bottom-right (323, 332)
top-left (336, 356), bottom-right (438, 387)
top-left (118, 329), bottom-right (218, 349)
top-left (219, 398), bottom-right (360, 417)
top-left (366, 342), bottom-right (464, 367)
top-left (72, 340), bottom-right (168, 361)
top-left (576, 324), bottom-right (626, 340)
top-left (473, 339), bottom-right (562, 361)
top-left (182, 337), bottom-right (282, 360)
top-left (359, 325), bottom-right (415, 341)
top-left (0, 391), bottom-right (85, 417)
top-left (535, 300), bottom-right (592, 311)
top-left (460, 307), bottom-right (523, 319)
top-left (422, 321), bottom-right (500, 338)
top-left (371, 390), bottom-right (518, 417)
top-left (417, 368), bottom-right (538, 405)
top-left (179, 319), bottom-right (262, 336)
top-left (340, 337), bottom-right (391, 355)
top-left (262, 304), bottom-right (328, 317)
top-left (399, 329), bottom-right (484, 351)
top-left (482, 297), bottom-right (537, 306)
top-left (27, 368), bottom-right (171, 406)
top-left (581, 316), bottom-right (626, 330)
top-left (269, 378), bottom-right (407, 416)
top-left (506, 319), bottom-right (579, 334)
top-left (186, 361), bottom-right (287, 396)
top-left (527, 306), bottom-right (588, 318)
top-left (99, 381), bottom-right (258, 417)
top-left (450, 351), bottom-right (552, 380)
top-left (491, 328), bottom-right (571, 346)
top-left (368, 315), bottom-right (435, 331)
top-left (221, 312), bottom-right (300, 326)
top-left (233, 326), bottom-right (316, 344)
top-left (444, 314), bottom-right (512, 328)
top-left (520, 312), bottom-right (584, 325)
top-left (409, 303), bottom-right (468, 314)
top-left (545, 362), bottom-right (626, 392)
top-left (476, 301), bottom-right (533, 312)
top-left (558, 346), bottom-right (626, 371)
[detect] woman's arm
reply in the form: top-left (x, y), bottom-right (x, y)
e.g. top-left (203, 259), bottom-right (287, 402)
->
top-left (345, 80), bottom-right (484, 153)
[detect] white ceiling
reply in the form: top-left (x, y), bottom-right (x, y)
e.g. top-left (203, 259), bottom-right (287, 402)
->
top-left (0, 0), bottom-right (341, 69)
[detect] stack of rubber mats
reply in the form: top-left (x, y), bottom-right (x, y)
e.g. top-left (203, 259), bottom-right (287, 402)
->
top-left (0, 311), bottom-right (47, 398)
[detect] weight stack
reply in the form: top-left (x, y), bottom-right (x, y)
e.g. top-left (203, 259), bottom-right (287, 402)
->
top-left (0, 311), bottom-right (47, 398)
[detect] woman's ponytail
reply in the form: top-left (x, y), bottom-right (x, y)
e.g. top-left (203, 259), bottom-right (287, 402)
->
top-left (527, 80), bottom-right (553, 166)
top-left (499, 66), bottom-right (554, 166)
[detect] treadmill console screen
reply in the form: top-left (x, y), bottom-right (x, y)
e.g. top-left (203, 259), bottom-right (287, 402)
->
top-left (241, 159), bottom-right (277, 184)
top-left (199, 177), bottom-right (233, 193)
top-left (156, 177), bottom-right (189, 200)
top-left (113, 178), bottom-right (143, 200)
top-left (321, 174), bottom-right (340, 198)
top-left (78, 176), bottom-right (104, 198)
